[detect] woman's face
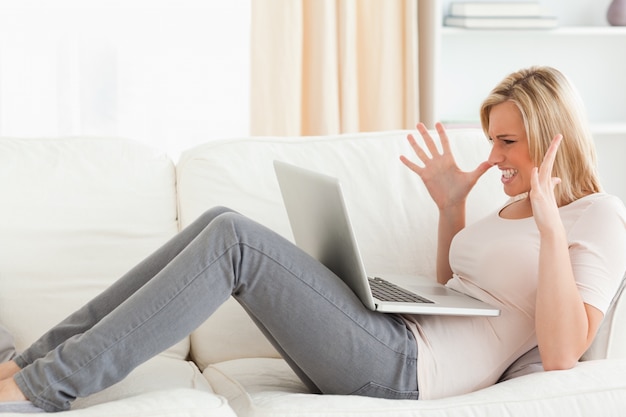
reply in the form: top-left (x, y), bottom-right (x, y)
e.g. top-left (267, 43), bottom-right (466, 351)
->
top-left (487, 101), bottom-right (535, 197)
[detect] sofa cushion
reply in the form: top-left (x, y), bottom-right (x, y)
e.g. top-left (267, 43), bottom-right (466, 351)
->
top-left (204, 357), bottom-right (626, 417)
top-left (583, 272), bottom-right (626, 360)
top-left (0, 137), bottom-right (186, 358)
top-left (70, 387), bottom-right (235, 417)
top-left (177, 129), bottom-right (504, 366)
top-left (71, 355), bottom-right (214, 410)
top-left (498, 346), bottom-right (543, 382)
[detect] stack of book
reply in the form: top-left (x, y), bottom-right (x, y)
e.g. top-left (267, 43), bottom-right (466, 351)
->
top-left (444, 2), bottom-right (558, 29)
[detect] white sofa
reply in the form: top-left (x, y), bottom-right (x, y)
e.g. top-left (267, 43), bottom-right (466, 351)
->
top-left (1, 129), bottom-right (625, 416)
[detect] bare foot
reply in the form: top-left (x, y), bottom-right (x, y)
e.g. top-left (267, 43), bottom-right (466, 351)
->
top-left (0, 377), bottom-right (27, 402)
top-left (0, 360), bottom-right (20, 381)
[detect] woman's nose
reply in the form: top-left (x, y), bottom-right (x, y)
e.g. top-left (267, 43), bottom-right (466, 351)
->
top-left (487, 145), bottom-right (503, 165)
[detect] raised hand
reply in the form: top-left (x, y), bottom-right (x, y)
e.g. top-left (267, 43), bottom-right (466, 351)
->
top-left (529, 134), bottom-right (563, 231)
top-left (400, 122), bottom-right (493, 210)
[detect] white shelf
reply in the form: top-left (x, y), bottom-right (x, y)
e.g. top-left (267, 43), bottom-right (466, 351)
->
top-left (440, 0), bottom-right (617, 27)
top-left (592, 123), bottom-right (626, 136)
top-left (442, 26), bottom-right (626, 35)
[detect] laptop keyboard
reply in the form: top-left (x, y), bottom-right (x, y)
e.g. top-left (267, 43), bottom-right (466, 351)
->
top-left (368, 277), bottom-right (434, 304)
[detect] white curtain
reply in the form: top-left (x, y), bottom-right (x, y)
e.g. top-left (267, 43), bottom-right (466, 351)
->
top-left (250, 0), bottom-right (428, 137)
top-left (0, 0), bottom-right (250, 159)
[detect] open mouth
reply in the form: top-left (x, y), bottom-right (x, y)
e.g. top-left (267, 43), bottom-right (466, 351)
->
top-left (501, 168), bottom-right (518, 183)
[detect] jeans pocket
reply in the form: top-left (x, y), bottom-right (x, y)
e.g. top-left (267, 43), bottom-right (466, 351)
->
top-left (351, 381), bottom-right (419, 400)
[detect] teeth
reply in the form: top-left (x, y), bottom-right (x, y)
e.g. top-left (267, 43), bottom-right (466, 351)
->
top-left (502, 169), bottom-right (517, 179)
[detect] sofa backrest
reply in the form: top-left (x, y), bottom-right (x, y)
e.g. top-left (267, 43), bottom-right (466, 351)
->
top-left (178, 128), bottom-right (626, 367)
top-left (177, 129), bottom-right (508, 367)
top-left (1, 132), bottom-right (621, 372)
top-left (0, 137), bottom-right (187, 359)
top-left (583, 272), bottom-right (626, 360)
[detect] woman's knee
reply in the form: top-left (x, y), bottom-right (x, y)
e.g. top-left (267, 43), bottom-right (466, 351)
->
top-left (205, 206), bottom-right (237, 218)
top-left (207, 211), bottom-right (275, 245)
top-left (195, 206), bottom-right (238, 226)
top-left (208, 210), bottom-right (254, 233)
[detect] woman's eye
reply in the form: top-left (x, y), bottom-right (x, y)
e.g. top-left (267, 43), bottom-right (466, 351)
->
top-left (503, 140), bottom-right (515, 145)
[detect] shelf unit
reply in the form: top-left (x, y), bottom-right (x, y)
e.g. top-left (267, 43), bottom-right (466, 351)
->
top-left (433, 1), bottom-right (626, 201)
top-left (442, 25), bottom-right (626, 35)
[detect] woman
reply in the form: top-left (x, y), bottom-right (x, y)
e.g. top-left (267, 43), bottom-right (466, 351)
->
top-left (400, 66), bottom-right (625, 397)
top-left (1, 66), bottom-right (625, 412)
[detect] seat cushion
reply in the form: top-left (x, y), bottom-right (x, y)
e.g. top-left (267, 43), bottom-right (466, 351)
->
top-left (71, 355), bottom-right (214, 410)
top-left (204, 357), bottom-right (626, 417)
top-left (68, 388), bottom-right (235, 417)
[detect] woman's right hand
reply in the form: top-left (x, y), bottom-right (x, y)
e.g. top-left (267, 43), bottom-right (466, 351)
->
top-left (400, 122), bottom-right (493, 210)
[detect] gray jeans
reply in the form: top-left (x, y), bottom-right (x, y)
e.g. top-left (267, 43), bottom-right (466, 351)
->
top-left (13, 207), bottom-right (418, 412)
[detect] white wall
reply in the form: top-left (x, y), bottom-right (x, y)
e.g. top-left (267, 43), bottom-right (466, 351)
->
top-left (0, 0), bottom-right (250, 159)
top-left (595, 133), bottom-right (626, 204)
top-left (438, 29), bottom-right (626, 126)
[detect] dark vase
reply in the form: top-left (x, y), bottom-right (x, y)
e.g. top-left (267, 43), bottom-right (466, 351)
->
top-left (607, 0), bottom-right (626, 26)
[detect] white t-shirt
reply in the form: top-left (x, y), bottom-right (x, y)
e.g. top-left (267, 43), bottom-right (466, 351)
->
top-left (402, 193), bottom-right (626, 400)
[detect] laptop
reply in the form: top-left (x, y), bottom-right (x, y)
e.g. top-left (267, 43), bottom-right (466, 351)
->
top-left (273, 160), bottom-right (500, 317)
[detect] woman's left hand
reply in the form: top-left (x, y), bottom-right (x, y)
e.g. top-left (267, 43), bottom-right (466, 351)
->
top-left (529, 134), bottom-right (563, 232)
top-left (531, 133), bottom-right (602, 370)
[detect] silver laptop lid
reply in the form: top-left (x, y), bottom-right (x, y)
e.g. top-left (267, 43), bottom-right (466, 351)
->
top-left (273, 160), bottom-right (377, 310)
top-left (273, 160), bottom-right (500, 317)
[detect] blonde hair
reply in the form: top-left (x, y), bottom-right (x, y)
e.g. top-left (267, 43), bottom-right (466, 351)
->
top-left (479, 66), bottom-right (601, 206)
